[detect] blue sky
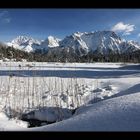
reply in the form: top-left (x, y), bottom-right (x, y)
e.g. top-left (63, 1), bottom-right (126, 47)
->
top-left (0, 9), bottom-right (140, 42)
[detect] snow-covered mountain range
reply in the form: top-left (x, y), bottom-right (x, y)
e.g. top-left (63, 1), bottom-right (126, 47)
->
top-left (6, 31), bottom-right (140, 55)
top-left (7, 36), bottom-right (61, 53)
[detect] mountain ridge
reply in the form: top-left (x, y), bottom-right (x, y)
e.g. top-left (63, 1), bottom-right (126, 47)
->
top-left (6, 31), bottom-right (140, 56)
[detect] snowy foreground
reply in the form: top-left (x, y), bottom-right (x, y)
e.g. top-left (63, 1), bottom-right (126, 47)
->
top-left (32, 92), bottom-right (140, 131)
top-left (0, 62), bottom-right (139, 131)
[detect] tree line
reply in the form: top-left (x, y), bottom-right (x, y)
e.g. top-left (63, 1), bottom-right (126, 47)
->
top-left (0, 42), bottom-right (140, 63)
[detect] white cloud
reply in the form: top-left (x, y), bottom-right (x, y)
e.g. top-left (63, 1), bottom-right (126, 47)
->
top-left (111, 22), bottom-right (135, 35)
top-left (138, 33), bottom-right (140, 37)
top-left (3, 18), bottom-right (11, 23)
top-left (0, 10), bottom-right (8, 17)
top-left (0, 10), bottom-right (11, 24)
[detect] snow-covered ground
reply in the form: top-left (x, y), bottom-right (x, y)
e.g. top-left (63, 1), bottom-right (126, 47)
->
top-left (32, 91), bottom-right (140, 131)
top-left (0, 111), bottom-right (28, 131)
top-left (0, 62), bottom-right (139, 131)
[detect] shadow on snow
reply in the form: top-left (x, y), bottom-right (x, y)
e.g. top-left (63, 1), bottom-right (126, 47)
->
top-left (0, 69), bottom-right (139, 78)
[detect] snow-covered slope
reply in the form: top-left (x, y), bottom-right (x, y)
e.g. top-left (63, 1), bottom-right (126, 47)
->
top-left (60, 31), bottom-right (121, 54)
top-left (7, 36), bottom-right (42, 52)
top-left (122, 40), bottom-right (140, 53)
top-left (41, 36), bottom-right (60, 48)
top-left (59, 31), bottom-right (140, 55)
top-left (32, 91), bottom-right (140, 131)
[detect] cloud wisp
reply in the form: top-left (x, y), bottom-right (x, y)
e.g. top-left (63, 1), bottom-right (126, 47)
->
top-left (0, 10), bottom-right (11, 24)
top-left (111, 22), bottom-right (135, 36)
top-left (137, 33), bottom-right (140, 38)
